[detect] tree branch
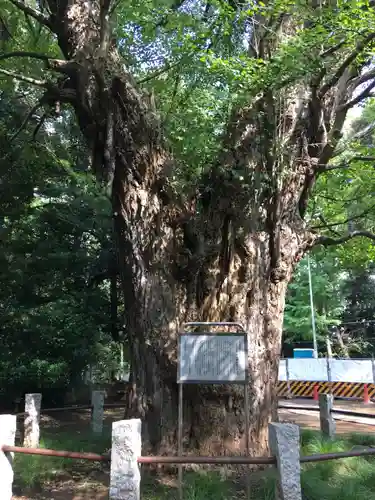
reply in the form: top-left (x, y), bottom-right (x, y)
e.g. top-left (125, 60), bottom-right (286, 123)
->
top-left (315, 230), bottom-right (375, 246)
top-left (311, 203), bottom-right (375, 230)
top-left (8, 0), bottom-right (53, 29)
top-left (320, 40), bottom-right (346, 58)
top-left (136, 59), bottom-right (182, 84)
top-left (155, 0), bottom-right (186, 28)
top-left (33, 112), bottom-right (47, 140)
top-left (316, 214), bottom-right (341, 236)
top-left (0, 51), bottom-right (54, 62)
top-left (353, 156), bottom-right (375, 162)
top-left (319, 32), bottom-right (375, 98)
top-left (333, 121), bottom-right (375, 158)
top-left (109, 0), bottom-right (122, 15)
top-left (0, 67), bottom-right (48, 87)
top-left (339, 80), bottom-right (375, 112)
top-left (350, 67), bottom-right (375, 89)
top-left (318, 156), bottom-right (375, 172)
top-left (319, 189), bottom-right (364, 204)
top-left (0, 15), bottom-right (12, 42)
top-left (319, 163), bottom-right (350, 171)
top-left (0, 52), bottom-right (74, 74)
top-left (10, 101), bottom-right (42, 142)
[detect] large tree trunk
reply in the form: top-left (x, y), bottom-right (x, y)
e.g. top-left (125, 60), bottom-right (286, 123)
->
top-left (19, 0), bottom-right (370, 456)
top-left (119, 225), bottom-right (302, 455)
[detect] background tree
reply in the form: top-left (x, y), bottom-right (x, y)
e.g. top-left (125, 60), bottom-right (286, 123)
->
top-left (295, 91), bottom-right (375, 358)
top-left (3, 0), bottom-right (375, 455)
top-left (339, 267), bottom-right (375, 356)
top-left (283, 249), bottom-right (345, 345)
top-left (0, 86), bottom-right (120, 407)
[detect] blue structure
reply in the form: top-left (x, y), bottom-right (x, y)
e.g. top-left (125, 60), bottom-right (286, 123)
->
top-left (293, 348), bottom-right (314, 359)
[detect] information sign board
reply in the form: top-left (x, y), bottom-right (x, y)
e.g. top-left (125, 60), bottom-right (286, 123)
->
top-left (178, 333), bottom-right (247, 383)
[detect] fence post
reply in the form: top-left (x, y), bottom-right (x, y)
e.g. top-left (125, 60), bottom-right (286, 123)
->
top-left (286, 358), bottom-right (291, 399)
top-left (364, 384), bottom-right (370, 404)
top-left (313, 384), bottom-right (319, 401)
top-left (0, 415), bottom-right (17, 500)
top-left (23, 393), bottom-right (42, 448)
top-left (91, 390), bottom-right (105, 434)
top-left (326, 357), bottom-right (332, 394)
top-left (319, 393), bottom-right (335, 439)
top-left (268, 422), bottom-right (302, 500)
top-left (109, 419), bottom-right (141, 500)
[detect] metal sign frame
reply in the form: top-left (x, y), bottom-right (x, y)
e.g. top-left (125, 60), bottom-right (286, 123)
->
top-left (178, 331), bottom-right (248, 384)
top-left (177, 322), bottom-right (250, 500)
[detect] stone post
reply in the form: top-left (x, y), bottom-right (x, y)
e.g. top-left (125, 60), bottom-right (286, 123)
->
top-left (286, 358), bottom-right (292, 399)
top-left (326, 357), bottom-right (332, 392)
top-left (23, 393), bottom-right (42, 448)
top-left (0, 415), bottom-right (17, 500)
top-left (109, 419), bottom-right (141, 500)
top-left (91, 390), bottom-right (105, 434)
top-left (269, 423), bottom-right (302, 500)
top-left (319, 393), bottom-right (335, 439)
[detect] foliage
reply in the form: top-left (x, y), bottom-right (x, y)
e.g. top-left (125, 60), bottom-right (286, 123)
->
top-left (88, 341), bottom-right (130, 383)
top-left (284, 94), bottom-right (375, 351)
top-left (1, 0), bottom-right (375, 189)
top-left (342, 267), bottom-right (375, 329)
top-left (283, 249), bottom-right (345, 343)
top-left (283, 248), bottom-right (375, 356)
top-left (339, 266), bottom-right (375, 356)
top-left (0, 89), bottom-right (116, 403)
top-left (308, 99), bottom-right (375, 267)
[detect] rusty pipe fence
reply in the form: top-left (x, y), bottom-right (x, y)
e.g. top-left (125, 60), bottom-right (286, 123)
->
top-left (4, 443), bottom-right (375, 464)
top-left (3, 417), bottom-right (375, 500)
top-left (3, 392), bottom-right (375, 499)
top-left (17, 391), bottom-right (127, 446)
top-left (15, 402), bottom-right (126, 418)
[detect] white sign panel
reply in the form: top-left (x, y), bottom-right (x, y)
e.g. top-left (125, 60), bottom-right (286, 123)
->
top-left (330, 359), bottom-right (373, 383)
top-left (278, 358), bottom-right (375, 383)
top-left (288, 358), bottom-right (328, 381)
top-left (178, 334), bottom-right (247, 383)
top-left (278, 359), bottom-right (287, 381)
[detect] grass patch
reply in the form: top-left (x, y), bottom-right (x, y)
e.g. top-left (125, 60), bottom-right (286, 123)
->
top-left (141, 469), bottom-right (277, 500)
top-left (142, 471), bottom-right (234, 500)
top-left (14, 427), bottom-right (111, 489)
top-left (300, 430), bottom-right (375, 500)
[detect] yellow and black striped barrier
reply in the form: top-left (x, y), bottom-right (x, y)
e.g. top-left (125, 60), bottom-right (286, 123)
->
top-left (277, 381), bottom-right (375, 400)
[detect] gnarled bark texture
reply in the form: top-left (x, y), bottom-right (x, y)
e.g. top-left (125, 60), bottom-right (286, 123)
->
top-left (9, 0), bottom-right (374, 456)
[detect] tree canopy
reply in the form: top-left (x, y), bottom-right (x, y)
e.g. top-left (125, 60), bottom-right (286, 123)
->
top-left (2, 0), bottom-right (375, 242)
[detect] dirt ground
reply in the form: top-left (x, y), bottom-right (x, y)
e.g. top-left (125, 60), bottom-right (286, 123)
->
top-left (11, 399), bottom-right (375, 499)
top-left (13, 474), bottom-right (109, 500)
top-left (12, 408), bottom-right (120, 500)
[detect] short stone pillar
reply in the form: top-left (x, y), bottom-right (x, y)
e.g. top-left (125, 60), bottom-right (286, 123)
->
top-left (0, 415), bottom-right (17, 500)
top-left (91, 390), bottom-right (105, 434)
top-left (269, 423), bottom-right (302, 500)
top-left (109, 419), bottom-right (141, 500)
top-left (319, 393), bottom-right (336, 439)
top-left (23, 393), bottom-right (42, 448)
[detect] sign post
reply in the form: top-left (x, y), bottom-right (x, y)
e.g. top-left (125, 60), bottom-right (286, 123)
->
top-left (177, 322), bottom-right (249, 500)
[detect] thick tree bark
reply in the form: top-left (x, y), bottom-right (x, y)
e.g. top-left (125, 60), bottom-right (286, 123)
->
top-left (6, 0), bottom-right (375, 456)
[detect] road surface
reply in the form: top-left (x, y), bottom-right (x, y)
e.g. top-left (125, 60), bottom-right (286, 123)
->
top-left (279, 398), bottom-right (375, 433)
